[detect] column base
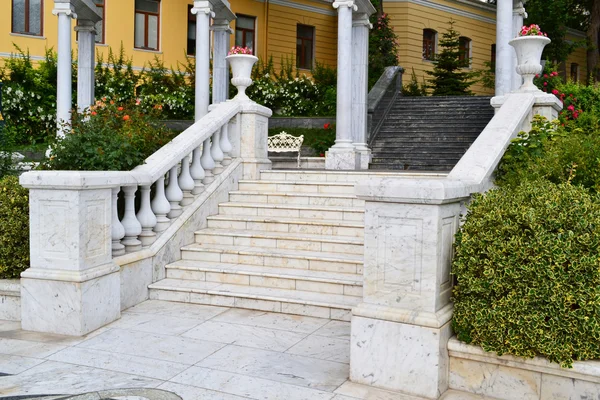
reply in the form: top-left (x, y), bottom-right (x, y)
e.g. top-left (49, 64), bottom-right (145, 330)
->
top-left (354, 147), bottom-right (371, 170)
top-left (243, 158), bottom-right (272, 180)
top-left (325, 148), bottom-right (358, 170)
top-left (21, 264), bottom-right (121, 336)
top-left (350, 311), bottom-right (452, 399)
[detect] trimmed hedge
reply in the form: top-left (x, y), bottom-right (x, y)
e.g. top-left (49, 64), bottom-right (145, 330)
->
top-left (452, 181), bottom-right (600, 368)
top-left (0, 176), bottom-right (29, 279)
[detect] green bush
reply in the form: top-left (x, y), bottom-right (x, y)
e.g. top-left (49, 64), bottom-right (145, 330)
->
top-left (0, 176), bottom-right (30, 279)
top-left (43, 101), bottom-right (175, 171)
top-left (452, 180), bottom-right (600, 368)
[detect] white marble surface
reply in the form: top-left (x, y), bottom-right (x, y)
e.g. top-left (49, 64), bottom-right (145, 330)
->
top-left (350, 316), bottom-right (452, 399)
top-left (325, 148), bottom-right (357, 170)
top-left (0, 292), bottom-right (20, 321)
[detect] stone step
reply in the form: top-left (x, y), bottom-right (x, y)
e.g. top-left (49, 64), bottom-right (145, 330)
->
top-left (369, 163), bottom-right (454, 171)
top-left (229, 190), bottom-right (365, 207)
top-left (218, 202), bottom-right (364, 222)
top-left (259, 169), bottom-right (446, 182)
top-left (195, 228), bottom-right (364, 254)
top-left (181, 243), bottom-right (363, 274)
top-left (377, 127), bottom-right (484, 134)
top-left (206, 214), bottom-right (364, 237)
top-left (238, 180), bottom-right (355, 195)
top-left (371, 157), bottom-right (463, 164)
top-left (371, 144), bottom-right (473, 151)
top-left (164, 260), bottom-right (362, 296)
top-left (148, 278), bottom-right (360, 320)
top-left (384, 113), bottom-right (494, 120)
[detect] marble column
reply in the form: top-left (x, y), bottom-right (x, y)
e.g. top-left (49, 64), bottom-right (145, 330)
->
top-left (212, 18), bottom-right (232, 104)
top-left (192, 1), bottom-right (214, 120)
top-left (351, 14), bottom-right (371, 170)
top-left (53, 2), bottom-right (76, 137)
top-left (511, 1), bottom-right (527, 91)
top-left (495, 0), bottom-right (513, 96)
top-left (75, 19), bottom-right (96, 113)
top-left (326, 0), bottom-right (357, 170)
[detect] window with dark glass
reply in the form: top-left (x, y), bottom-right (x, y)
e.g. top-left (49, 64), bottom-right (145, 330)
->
top-left (12, 0), bottom-right (43, 36)
top-left (235, 15), bottom-right (256, 54)
top-left (187, 5), bottom-right (196, 55)
top-left (135, 0), bottom-right (160, 51)
top-left (459, 37), bottom-right (471, 67)
top-left (93, 0), bottom-right (105, 44)
top-left (491, 44), bottom-right (496, 68)
top-left (423, 29), bottom-right (436, 60)
top-left (571, 63), bottom-right (580, 82)
top-left (296, 24), bottom-right (315, 70)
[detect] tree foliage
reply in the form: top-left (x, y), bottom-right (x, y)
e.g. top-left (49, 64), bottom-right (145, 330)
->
top-left (368, 0), bottom-right (400, 89)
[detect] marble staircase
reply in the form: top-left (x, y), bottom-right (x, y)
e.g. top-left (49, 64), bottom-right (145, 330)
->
top-left (149, 169), bottom-right (443, 321)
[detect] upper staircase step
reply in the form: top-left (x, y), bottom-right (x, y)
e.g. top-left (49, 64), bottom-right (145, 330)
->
top-left (229, 190), bottom-right (365, 207)
top-left (238, 180), bottom-right (356, 195)
top-left (218, 202), bottom-right (364, 222)
top-left (259, 169), bottom-right (446, 182)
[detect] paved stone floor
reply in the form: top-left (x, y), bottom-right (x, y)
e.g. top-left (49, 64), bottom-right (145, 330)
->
top-left (0, 300), bottom-right (429, 400)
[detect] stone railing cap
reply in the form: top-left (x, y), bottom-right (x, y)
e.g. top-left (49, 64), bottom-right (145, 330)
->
top-left (20, 170), bottom-right (140, 189)
top-left (355, 177), bottom-right (477, 204)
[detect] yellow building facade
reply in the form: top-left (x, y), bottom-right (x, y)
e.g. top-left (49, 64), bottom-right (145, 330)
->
top-left (0, 0), bottom-right (589, 95)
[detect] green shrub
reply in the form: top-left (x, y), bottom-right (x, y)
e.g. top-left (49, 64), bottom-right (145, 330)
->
top-left (402, 67), bottom-right (427, 96)
top-left (452, 180), bottom-right (600, 368)
top-left (0, 176), bottom-right (29, 279)
top-left (43, 101), bottom-right (175, 171)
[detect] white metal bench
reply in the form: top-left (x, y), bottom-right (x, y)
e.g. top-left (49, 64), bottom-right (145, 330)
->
top-left (268, 131), bottom-right (304, 168)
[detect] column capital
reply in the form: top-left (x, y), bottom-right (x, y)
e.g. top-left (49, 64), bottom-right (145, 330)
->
top-left (513, 1), bottom-right (527, 17)
top-left (353, 13), bottom-right (372, 28)
top-left (333, 0), bottom-right (358, 11)
top-left (74, 19), bottom-right (97, 33)
top-left (191, 1), bottom-right (215, 17)
top-left (211, 18), bottom-right (234, 34)
top-left (52, 2), bottom-right (76, 18)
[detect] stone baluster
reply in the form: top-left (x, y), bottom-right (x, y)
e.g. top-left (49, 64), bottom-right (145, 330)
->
top-left (179, 155), bottom-right (196, 206)
top-left (190, 147), bottom-right (206, 194)
top-left (201, 138), bottom-right (215, 184)
top-left (151, 176), bottom-right (171, 232)
top-left (111, 187), bottom-right (125, 256)
top-left (166, 166), bottom-right (184, 218)
top-left (121, 185), bottom-right (142, 253)
top-left (219, 124), bottom-right (233, 166)
top-left (136, 185), bottom-right (157, 247)
top-left (211, 130), bottom-right (224, 175)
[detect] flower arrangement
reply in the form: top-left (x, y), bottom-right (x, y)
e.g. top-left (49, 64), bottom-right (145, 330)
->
top-left (228, 46), bottom-right (253, 55)
top-left (519, 24), bottom-right (548, 37)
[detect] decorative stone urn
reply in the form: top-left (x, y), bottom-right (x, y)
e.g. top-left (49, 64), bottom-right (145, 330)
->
top-left (226, 54), bottom-right (258, 100)
top-left (509, 36), bottom-right (551, 92)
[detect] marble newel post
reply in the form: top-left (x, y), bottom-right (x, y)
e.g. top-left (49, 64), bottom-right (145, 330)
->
top-left (350, 179), bottom-right (468, 399)
top-left (326, 0), bottom-right (357, 170)
top-left (53, 2), bottom-right (76, 137)
top-left (511, 1), bottom-right (527, 91)
top-left (192, 0), bottom-right (214, 120)
top-left (351, 13), bottom-right (371, 170)
top-left (495, 0), bottom-right (513, 97)
top-left (75, 19), bottom-right (96, 113)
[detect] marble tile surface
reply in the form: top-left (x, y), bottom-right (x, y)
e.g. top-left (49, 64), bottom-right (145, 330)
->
top-left (212, 308), bottom-right (330, 333)
top-left (77, 328), bottom-right (225, 365)
top-left (286, 335), bottom-right (350, 363)
top-left (171, 366), bottom-right (335, 400)
top-left (0, 354), bottom-right (45, 375)
top-left (312, 320), bottom-right (351, 340)
top-left (157, 382), bottom-right (250, 400)
top-left (48, 346), bottom-right (189, 380)
top-left (0, 337), bottom-right (67, 358)
top-left (198, 344), bottom-right (349, 391)
top-left (182, 320), bottom-right (306, 351)
top-left (0, 320), bottom-right (21, 332)
top-left (334, 381), bottom-right (425, 400)
top-left (125, 299), bottom-right (229, 320)
top-left (110, 311), bottom-right (205, 336)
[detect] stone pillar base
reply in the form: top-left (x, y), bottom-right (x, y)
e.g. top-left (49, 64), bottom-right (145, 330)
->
top-left (355, 148), bottom-right (371, 170)
top-left (325, 148), bottom-right (357, 170)
top-left (350, 309), bottom-right (452, 399)
top-left (242, 159), bottom-right (272, 180)
top-left (21, 265), bottom-right (121, 336)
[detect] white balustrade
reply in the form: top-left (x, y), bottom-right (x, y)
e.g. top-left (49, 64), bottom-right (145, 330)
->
top-left (152, 176), bottom-right (171, 233)
top-left (166, 166), bottom-right (184, 218)
top-left (136, 185), bottom-right (157, 247)
top-left (211, 130), bottom-right (224, 175)
top-left (190, 147), bottom-right (206, 194)
top-left (201, 137), bottom-right (215, 184)
top-left (220, 123), bottom-right (233, 166)
top-left (179, 155), bottom-right (196, 206)
top-left (111, 187), bottom-right (126, 257)
top-left (121, 185), bottom-right (143, 253)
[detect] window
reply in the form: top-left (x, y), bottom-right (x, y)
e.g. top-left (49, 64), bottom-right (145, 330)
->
top-left (491, 44), bottom-right (496, 68)
top-left (187, 5), bottom-right (196, 55)
top-left (135, 0), bottom-right (160, 51)
top-left (296, 24), bottom-right (315, 69)
top-left (571, 63), bottom-right (580, 82)
top-left (235, 15), bottom-right (256, 54)
top-left (423, 29), bottom-right (437, 60)
top-left (12, 0), bottom-right (43, 36)
top-left (93, 0), bottom-right (105, 44)
top-left (459, 37), bottom-right (471, 67)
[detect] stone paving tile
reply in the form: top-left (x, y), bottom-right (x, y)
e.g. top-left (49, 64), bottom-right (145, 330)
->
top-left (0, 360), bottom-right (162, 396)
top-left (109, 311), bottom-right (206, 336)
top-left (0, 337), bottom-right (67, 359)
top-left (0, 320), bottom-right (24, 332)
top-left (197, 344), bottom-right (348, 392)
top-left (212, 308), bottom-right (329, 334)
top-left (158, 382), bottom-right (250, 400)
top-left (0, 354), bottom-right (45, 375)
top-left (334, 381), bottom-right (426, 400)
top-left (48, 346), bottom-right (190, 380)
top-left (170, 365), bottom-right (335, 400)
top-left (286, 335), bottom-right (350, 364)
top-left (182, 320), bottom-right (307, 351)
top-left (312, 320), bottom-right (351, 340)
top-left (126, 299), bottom-right (230, 320)
top-left (76, 328), bottom-right (225, 365)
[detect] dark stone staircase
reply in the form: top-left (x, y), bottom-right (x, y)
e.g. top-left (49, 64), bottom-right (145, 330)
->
top-left (369, 96), bottom-right (494, 171)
